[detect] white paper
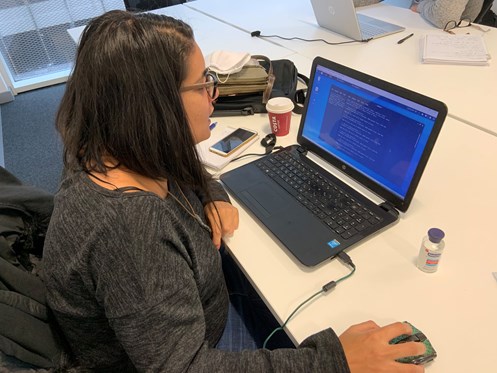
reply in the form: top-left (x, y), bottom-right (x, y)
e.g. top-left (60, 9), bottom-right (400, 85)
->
top-left (422, 34), bottom-right (490, 66)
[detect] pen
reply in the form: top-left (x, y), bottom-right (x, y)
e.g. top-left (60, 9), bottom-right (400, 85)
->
top-left (397, 33), bottom-right (414, 44)
top-left (209, 122), bottom-right (217, 130)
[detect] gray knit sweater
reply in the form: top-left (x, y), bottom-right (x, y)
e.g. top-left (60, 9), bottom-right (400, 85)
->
top-left (354, 0), bottom-right (484, 28)
top-left (43, 172), bottom-right (349, 372)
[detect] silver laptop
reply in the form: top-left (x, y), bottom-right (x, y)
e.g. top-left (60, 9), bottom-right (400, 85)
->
top-left (310, 0), bottom-right (405, 40)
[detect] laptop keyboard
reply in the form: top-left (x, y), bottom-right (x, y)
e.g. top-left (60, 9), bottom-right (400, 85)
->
top-left (256, 151), bottom-right (383, 240)
top-left (359, 22), bottom-right (387, 39)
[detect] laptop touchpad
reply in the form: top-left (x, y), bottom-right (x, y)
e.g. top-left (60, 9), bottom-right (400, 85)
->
top-left (241, 183), bottom-right (291, 218)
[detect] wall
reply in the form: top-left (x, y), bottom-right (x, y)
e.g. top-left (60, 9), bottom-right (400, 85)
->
top-left (0, 73), bottom-right (13, 104)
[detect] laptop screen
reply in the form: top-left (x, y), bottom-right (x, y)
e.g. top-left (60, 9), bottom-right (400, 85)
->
top-left (298, 58), bottom-right (446, 211)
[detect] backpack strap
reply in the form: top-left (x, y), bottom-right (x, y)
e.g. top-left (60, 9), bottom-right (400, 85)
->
top-left (251, 55), bottom-right (275, 104)
top-left (293, 73), bottom-right (309, 115)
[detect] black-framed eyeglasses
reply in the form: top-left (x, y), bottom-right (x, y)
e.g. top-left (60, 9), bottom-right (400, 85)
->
top-left (444, 18), bottom-right (489, 34)
top-left (180, 71), bottom-right (219, 100)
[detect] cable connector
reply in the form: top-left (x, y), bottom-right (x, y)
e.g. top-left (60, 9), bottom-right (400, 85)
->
top-left (337, 251), bottom-right (355, 268)
top-left (251, 30), bottom-right (261, 37)
top-left (322, 280), bottom-right (337, 292)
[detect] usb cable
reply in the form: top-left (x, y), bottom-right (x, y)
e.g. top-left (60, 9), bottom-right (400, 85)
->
top-left (263, 251), bottom-right (356, 348)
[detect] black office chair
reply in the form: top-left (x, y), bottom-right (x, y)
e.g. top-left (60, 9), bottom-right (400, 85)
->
top-left (125, 0), bottom-right (185, 11)
top-left (474, 0), bottom-right (494, 24)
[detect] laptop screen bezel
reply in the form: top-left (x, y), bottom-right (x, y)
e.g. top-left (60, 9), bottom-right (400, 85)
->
top-left (297, 57), bottom-right (447, 212)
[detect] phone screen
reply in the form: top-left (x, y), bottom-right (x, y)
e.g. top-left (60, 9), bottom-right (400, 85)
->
top-left (209, 128), bottom-right (256, 156)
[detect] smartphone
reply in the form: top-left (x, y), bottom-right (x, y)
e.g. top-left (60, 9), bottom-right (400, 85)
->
top-left (209, 128), bottom-right (258, 157)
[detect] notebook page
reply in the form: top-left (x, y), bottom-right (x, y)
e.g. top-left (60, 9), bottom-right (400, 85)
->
top-left (422, 34), bottom-right (490, 65)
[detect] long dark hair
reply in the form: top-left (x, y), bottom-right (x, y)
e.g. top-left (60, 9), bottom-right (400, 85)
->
top-left (57, 10), bottom-right (209, 192)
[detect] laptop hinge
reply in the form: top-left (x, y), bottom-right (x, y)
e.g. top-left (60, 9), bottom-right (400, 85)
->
top-left (296, 146), bottom-right (307, 155)
top-left (379, 201), bottom-right (399, 218)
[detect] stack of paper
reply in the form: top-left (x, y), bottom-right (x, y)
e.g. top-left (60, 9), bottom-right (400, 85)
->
top-left (422, 34), bottom-right (491, 66)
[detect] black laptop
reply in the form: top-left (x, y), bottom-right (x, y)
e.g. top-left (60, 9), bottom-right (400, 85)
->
top-left (220, 57), bottom-right (447, 267)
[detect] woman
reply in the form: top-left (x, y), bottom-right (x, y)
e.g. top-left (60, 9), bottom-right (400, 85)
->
top-left (354, 0), bottom-right (485, 29)
top-left (43, 10), bottom-right (425, 372)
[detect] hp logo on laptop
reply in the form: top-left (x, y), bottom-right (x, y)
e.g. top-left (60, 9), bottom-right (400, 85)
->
top-left (328, 6), bottom-right (336, 15)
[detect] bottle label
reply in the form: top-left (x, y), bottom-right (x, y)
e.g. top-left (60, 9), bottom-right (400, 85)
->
top-left (424, 250), bottom-right (441, 267)
top-left (417, 247), bottom-right (443, 272)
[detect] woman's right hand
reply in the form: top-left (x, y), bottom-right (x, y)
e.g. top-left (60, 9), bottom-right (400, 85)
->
top-left (339, 321), bottom-right (426, 373)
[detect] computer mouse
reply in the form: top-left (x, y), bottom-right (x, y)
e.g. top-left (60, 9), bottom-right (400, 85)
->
top-left (393, 331), bottom-right (427, 344)
top-left (389, 322), bottom-right (437, 365)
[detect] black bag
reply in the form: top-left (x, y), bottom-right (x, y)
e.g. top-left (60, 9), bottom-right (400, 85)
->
top-left (0, 167), bottom-right (70, 370)
top-left (212, 59), bottom-right (308, 117)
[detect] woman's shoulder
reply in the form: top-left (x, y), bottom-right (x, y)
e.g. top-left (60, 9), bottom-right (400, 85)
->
top-left (58, 171), bottom-right (166, 207)
top-left (47, 173), bottom-right (187, 265)
top-left (53, 171), bottom-right (182, 234)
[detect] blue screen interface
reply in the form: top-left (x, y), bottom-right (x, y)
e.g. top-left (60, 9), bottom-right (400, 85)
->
top-left (301, 65), bottom-right (439, 199)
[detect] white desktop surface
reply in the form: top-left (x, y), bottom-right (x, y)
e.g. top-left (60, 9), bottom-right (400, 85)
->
top-left (150, 5), bottom-right (295, 60)
top-left (209, 113), bottom-right (497, 373)
top-left (67, 5), bottom-right (296, 61)
top-left (186, 0), bottom-right (497, 137)
top-left (67, 25), bottom-right (84, 44)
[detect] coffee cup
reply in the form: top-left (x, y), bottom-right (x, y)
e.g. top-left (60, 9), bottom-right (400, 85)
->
top-left (266, 97), bottom-right (294, 137)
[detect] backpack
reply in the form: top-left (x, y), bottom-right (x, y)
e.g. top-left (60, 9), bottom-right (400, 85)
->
top-left (212, 59), bottom-right (308, 117)
top-left (0, 167), bottom-right (69, 370)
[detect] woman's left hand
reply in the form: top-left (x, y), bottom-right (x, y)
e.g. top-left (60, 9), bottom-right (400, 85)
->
top-left (204, 201), bottom-right (239, 249)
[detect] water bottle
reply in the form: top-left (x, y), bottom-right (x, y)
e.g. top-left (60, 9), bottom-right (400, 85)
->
top-left (416, 228), bottom-right (445, 273)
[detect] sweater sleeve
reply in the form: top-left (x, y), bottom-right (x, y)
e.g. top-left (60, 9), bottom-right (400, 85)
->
top-left (112, 300), bottom-right (350, 372)
top-left (195, 168), bottom-right (231, 205)
top-left (417, 0), bottom-right (484, 28)
top-left (185, 328), bottom-right (351, 373)
top-left (353, 0), bottom-right (382, 7)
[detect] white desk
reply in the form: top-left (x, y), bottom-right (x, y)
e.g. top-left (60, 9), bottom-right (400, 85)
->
top-left (68, 5), bottom-right (297, 62)
top-left (151, 5), bottom-right (296, 61)
top-left (186, 0), bottom-right (497, 137)
top-left (210, 112), bottom-right (497, 373)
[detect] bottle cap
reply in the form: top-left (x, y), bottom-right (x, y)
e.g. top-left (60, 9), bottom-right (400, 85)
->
top-left (428, 228), bottom-right (445, 243)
